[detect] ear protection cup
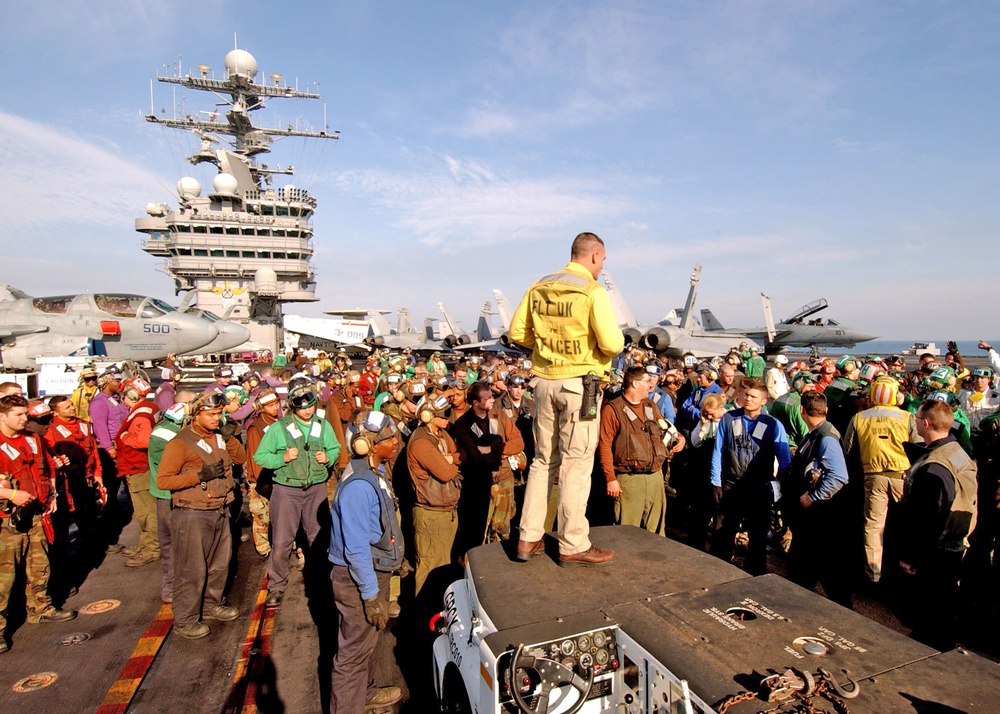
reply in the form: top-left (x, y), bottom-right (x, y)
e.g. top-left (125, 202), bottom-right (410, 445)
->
top-left (351, 433), bottom-right (372, 456)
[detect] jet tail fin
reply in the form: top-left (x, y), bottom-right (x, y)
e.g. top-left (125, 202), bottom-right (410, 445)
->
top-left (476, 301), bottom-right (495, 341)
top-left (438, 302), bottom-right (462, 336)
top-left (678, 265), bottom-right (702, 334)
top-left (761, 293), bottom-right (777, 344)
top-left (395, 309), bottom-right (415, 335)
top-left (423, 318), bottom-right (437, 341)
top-left (700, 309), bottom-right (725, 331)
top-left (0, 285), bottom-right (30, 302)
top-left (600, 270), bottom-right (638, 327)
top-left (492, 290), bottom-right (514, 330)
top-left (363, 311), bottom-right (391, 337)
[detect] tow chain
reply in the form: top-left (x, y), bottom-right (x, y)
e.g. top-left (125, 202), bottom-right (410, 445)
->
top-left (715, 667), bottom-right (858, 714)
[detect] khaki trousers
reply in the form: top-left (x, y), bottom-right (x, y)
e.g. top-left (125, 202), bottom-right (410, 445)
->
top-left (519, 377), bottom-right (599, 556)
top-left (0, 516), bottom-right (53, 630)
top-left (614, 472), bottom-right (666, 536)
top-left (412, 506), bottom-right (458, 595)
top-left (126, 470), bottom-right (159, 555)
top-left (863, 471), bottom-right (905, 582)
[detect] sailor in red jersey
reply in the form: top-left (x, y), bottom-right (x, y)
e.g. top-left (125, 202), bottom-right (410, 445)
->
top-left (0, 395), bottom-right (76, 654)
top-left (45, 395), bottom-right (106, 569)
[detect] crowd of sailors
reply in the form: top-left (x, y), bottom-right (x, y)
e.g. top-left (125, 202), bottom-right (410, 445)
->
top-left (0, 332), bottom-right (998, 706)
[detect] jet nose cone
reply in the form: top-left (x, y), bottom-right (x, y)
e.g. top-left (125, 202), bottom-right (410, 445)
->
top-left (214, 321), bottom-right (251, 351)
top-left (856, 331), bottom-right (879, 344)
top-left (175, 317), bottom-right (220, 353)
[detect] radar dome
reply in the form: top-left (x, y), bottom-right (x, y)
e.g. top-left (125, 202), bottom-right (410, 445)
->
top-left (145, 203), bottom-right (166, 216)
top-left (224, 49), bottom-right (258, 80)
top-left (212, 173), bottom-right (239, 196)
top-left (177, 177), bottom-right (201, 199)
top-left (254, 268), bottom-right (279, 295)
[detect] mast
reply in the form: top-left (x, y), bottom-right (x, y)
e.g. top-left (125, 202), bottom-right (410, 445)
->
top-left (136, 48), bottom-right (339, 356)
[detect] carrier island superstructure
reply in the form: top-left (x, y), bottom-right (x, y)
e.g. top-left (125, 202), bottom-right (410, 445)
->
top-left (135, 48), bottom-right (338, 354)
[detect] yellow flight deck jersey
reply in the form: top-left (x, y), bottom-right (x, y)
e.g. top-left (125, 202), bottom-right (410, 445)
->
top-left (509, 262), bottom-right (624, 379)
top-left (845, 406), bottom-right (917, 475)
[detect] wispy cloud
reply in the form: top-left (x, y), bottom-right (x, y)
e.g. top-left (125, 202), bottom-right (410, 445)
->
top-left (835, 137), bottom-right (894, 154)
top-left (0, 111), bottom-right (169, 238)
top-left (0, 1), bottom-right (227, 68)
top-left (333, 155), bottom-right (633, 252)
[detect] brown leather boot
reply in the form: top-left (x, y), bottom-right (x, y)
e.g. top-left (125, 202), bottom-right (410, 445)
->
top-left (558, 546), bottom-right (616, 567)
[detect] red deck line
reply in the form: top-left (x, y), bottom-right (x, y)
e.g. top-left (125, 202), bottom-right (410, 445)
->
top-left (95, 603), bottom-right (174, 714)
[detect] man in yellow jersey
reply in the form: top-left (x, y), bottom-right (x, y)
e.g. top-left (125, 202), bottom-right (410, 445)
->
top-left (843, 376), bottom-right (921, 584)
top-left (509, 233), bottom-right (624, 566)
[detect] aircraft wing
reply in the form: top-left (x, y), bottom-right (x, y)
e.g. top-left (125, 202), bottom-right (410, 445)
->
top-left (452, 338), bottom-right (523, 353)
top-left (283, 315), bottom-right (370, 346)
top-left (0, 325), bottom-right (49, 339)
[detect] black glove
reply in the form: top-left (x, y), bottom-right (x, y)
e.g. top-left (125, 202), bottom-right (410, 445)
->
top-left (947, 340), bottom-right (959, 354)
top-left (219, 420), bottom-right (241, 441)
top-left (362, 596), bottom-right (388, 630)
top-left (199, 460), bottom-right (225, 483)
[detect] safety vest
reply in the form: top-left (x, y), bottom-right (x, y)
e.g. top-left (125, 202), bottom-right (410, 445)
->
top-left (148, 419), bottom-right (180, 500)
top-left (408, 426), bottom-right (461, 511)
top-left (788, 420), bottom-right (841, 495)
top-left (906, 441), bottom-right (978, 552)
top-left (171, 428), bottom-right (235, 510)
top-left (272, 415), bottom-right (331, 488)
top-left (0, 432), bottom-right (51, 505)
top-left (607, 398), bottom-right (668, 475)
top-left (330, 458), bottom-right (404, 572)
top-left (114, 403), bottom-right (157, 476)
top-left (721, 411), bottom-right (782, 485)
top-left (71, 385), bottom-right (98, 422)
top-left (516, 264), bottom-right (623, 379)
top-left (852, 406), bottom-right (912, 475)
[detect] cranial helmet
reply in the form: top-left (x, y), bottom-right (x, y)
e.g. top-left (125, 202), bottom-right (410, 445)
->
top-left (870, 375), bottom-right (900, 407)
top-left (122, 378), bottom-right (151, 402)
top-left (287, 377), bottom-right (318, 409)
top-left (349, 411), bottom-right (398, 456)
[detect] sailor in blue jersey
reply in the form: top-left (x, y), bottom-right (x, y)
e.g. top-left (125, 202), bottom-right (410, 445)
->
top-left (710, 378), bottom-right (792, 575)
top-left (781, 391), bottom-right (852, 608)
top-left (678, 364), bottom-right (723, 433)
top-left (327, 410), bottom-right (404, 713)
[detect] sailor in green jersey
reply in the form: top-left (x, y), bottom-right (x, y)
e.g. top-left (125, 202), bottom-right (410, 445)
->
top-left (927, 391), bottom-right (974, 456)
top-left (824, 355), bottom-right (860, 434)
top-left (743, 346), bottom-right (766, 379)
top-left (253, 377), bottom-right (340, 607)
top-left (147, 391), bottom-right (196, 605)
top-left (771, 374), bottom-right (815, 450)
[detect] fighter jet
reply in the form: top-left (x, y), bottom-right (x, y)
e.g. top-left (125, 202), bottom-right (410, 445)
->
top-left (324, 308), bottom-right (449, 352)
top-left (602, 266), bottom-right (760, 359)
top-left (700, 296), bottom-right (878, 352)
top-left (0, 286), bottom-right (229, 369)
top-left (448, 299), bottom-right (522, 354)
top-left (282, 314), bottom-right (371, 350)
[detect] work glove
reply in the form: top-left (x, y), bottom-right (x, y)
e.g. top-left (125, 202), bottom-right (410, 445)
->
top-left (219, 420), bottom-right (241, 441)
top-left (362, 595), bottom-right (389, 630)
top-left (199, 460), bottom-right (226, 483)
top-left (397, 558), bottom-right (414, 578)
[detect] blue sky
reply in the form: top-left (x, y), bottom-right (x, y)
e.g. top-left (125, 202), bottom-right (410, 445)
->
top-left (1, 1), bottom-right (997, 339)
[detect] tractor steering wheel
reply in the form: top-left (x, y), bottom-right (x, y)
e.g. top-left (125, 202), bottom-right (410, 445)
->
top-left (509, 643), bottom-right (595, 714)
